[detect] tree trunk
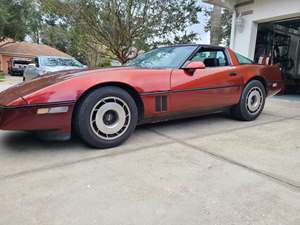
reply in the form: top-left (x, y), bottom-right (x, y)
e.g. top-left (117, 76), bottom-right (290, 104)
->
top-left (210, 5), bottom-right (223, 45)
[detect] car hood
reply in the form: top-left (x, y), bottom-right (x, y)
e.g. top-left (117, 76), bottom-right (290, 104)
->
top-left (0, 67), bottom-right (133, 106)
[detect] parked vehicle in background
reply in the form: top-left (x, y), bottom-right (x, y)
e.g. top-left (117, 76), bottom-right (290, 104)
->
top-left (23, 56), bottom-right (86, 81)
top-left (8, 58), bottom-right (32, 76)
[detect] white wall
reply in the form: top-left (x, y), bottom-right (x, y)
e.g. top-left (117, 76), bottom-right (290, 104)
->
top-left (231, 0), bottom-right (300, 59)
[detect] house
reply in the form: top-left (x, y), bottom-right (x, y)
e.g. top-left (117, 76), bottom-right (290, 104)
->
top-left (0, 42), bottom-right (71, 75)
top-left (203, 0), bottom-right (300, 81)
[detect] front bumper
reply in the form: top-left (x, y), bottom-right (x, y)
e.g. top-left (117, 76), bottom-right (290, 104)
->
top-left (0, 101), bottom-right (76, 133)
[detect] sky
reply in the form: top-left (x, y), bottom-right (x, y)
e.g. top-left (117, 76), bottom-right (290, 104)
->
top-left (188, 0), bottom-right (212, 44)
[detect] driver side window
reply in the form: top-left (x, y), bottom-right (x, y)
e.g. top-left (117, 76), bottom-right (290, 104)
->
top-left (191, 49), bottom-right (228, 67)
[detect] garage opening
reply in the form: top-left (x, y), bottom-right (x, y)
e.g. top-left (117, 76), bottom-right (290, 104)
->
top-left (254, 17), bottom-right (300, 93)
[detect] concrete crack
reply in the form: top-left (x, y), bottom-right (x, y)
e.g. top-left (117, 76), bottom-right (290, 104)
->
top-left (0, 140), bottom-right (174, 181)
top-left (148, 126), bottom-right (300, 192)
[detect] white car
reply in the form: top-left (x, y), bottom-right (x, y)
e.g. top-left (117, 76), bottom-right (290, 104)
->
top-left (23, 56), bottom-right (86, 81)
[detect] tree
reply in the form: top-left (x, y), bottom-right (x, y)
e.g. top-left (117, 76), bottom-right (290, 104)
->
top-left (41, 20), bottom-right (72, 53)
top-left (210, 6), bottom-right (222, 45)
top-left (26, 1), bottom-right (43, 43)
top-left (0, 0), bottom-right (40, 43)
top-left (205, 6), bottom-right (232, 46)
top-left (221, 9), bottom-right (233, 46)
top-left (39, 11), bottom-right (110, 67)
top-left (43, 0), bottom-right (202, 64)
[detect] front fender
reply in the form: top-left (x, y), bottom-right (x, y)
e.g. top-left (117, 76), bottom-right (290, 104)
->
top-left (22, 68), bottom-right (172, 105)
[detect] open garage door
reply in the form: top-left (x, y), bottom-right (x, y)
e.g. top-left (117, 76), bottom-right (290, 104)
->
top-left (255, 17), bottom-right (300, 91)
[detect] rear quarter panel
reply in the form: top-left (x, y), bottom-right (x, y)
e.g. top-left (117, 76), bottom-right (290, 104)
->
top-left (235, 64), bottom-right (283, 96)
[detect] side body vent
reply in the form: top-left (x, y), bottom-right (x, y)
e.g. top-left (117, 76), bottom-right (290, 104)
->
top-left (155, 96), bottom-right (168, 112)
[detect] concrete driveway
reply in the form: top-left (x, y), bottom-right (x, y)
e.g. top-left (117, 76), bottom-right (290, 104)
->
top-left (0, 75), bottom-right (23, 92)
top-left (0, 76), bottom-right (300, 225)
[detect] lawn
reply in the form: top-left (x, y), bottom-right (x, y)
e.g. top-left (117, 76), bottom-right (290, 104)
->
top-left (0, 72), bottom-right (5, 82)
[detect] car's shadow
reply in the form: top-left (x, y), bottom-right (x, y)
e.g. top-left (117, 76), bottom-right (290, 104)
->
top-left (140, 111), bottom-right (231, 129)
top-left (2, 131), bottom-right (87, 152)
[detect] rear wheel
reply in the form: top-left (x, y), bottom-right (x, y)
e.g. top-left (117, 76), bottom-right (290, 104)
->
top-left (74, 87), bottom-right (138, 149)
top-left (231, 80), bottom-right (266, 121)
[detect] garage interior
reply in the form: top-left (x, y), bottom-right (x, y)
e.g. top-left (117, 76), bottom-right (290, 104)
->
top-left (254, 17), bottom-right (300, 94)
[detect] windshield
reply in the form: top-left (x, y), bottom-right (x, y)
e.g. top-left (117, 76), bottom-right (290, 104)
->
top-left (13, 60), bottom-right (31, 65)
top-left (43, 57), bottom-right (84, 67)
top-left (126, 45), bottom-right (198, 69)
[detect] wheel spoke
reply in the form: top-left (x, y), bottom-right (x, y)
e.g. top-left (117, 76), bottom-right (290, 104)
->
top-left (90, 96), bottom-right (131, 140)
top-left (246, 87), bottom-right (263, 114)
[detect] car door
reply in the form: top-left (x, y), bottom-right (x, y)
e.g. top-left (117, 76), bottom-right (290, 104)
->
top-left (170, 47), bottom-right (243, 114)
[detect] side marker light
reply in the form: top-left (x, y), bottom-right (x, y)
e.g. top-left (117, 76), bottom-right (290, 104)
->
top-left (37, 107), bottom-right (69, 114)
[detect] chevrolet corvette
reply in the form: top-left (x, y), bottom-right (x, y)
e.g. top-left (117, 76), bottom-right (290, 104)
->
top-left (0, 45), bottom-right (283, 148)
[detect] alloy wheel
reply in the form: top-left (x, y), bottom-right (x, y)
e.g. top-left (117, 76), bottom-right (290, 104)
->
top-left (90, 97), bottom-right (131, 140)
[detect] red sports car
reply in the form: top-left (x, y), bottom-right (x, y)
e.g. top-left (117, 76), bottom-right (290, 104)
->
top-left (0, 45), bottom-right (283, 148)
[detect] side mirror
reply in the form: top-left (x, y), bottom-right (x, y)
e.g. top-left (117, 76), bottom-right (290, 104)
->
top-left (183, 61), bottom-right (205, 75)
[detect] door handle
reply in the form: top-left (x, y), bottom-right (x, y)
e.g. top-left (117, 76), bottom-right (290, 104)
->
top-left (229, 72), bottom-right (237, 76)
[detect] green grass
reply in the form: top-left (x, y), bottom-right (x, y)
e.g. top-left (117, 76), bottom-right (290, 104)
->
top-left (0, 72), bottom-right (5, 82)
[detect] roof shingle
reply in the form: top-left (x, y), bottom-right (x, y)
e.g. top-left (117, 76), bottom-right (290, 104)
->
top-left (0, 42), bottom-right (71, 58)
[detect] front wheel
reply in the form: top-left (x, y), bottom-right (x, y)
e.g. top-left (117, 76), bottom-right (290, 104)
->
top-left (231, 80), bottom-right (266, 121)
top-left (74, 87), bottom-right (138, 149)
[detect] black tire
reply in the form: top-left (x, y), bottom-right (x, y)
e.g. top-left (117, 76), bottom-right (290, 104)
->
top-left (74, 86), bottom-right (138, 149)
top-left (231, 80), bottom-right (266, 121)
